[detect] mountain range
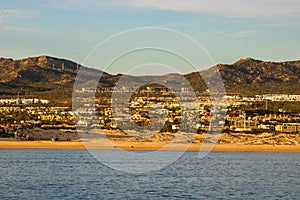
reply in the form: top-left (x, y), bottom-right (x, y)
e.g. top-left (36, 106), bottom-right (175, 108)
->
top-left (0, 55), bottom-right (300, 105)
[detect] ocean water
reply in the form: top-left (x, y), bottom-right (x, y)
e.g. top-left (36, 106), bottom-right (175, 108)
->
top-left (0, 149), bottom-right (299, 199)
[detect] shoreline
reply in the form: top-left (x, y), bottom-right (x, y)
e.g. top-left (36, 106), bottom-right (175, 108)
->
top-left (1, 140), bottom-right (300, 152)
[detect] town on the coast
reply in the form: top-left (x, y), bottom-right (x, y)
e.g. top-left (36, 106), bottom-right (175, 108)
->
top-left (1, 85), bottom-right (300, 141)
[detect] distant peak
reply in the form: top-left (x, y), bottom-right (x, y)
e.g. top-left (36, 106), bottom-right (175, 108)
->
top-left (234, 57), bottom-right (261, 65)
top-left (38, 55), bottom-right (48, 61)
top-left (0, 57), bottom-right (14, 61)
top-left (240, 57), bottom-right (255, 61)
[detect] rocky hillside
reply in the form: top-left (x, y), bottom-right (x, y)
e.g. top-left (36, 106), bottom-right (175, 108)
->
top-left (216, 58), bottom-right (300, 95)
top-left (0, 56), bottom-right (77, 103)
top-left (0, 56), bottom-right (300, 104)
top-left (184, 58), bottom-right (300, 95)
top-left (0, 56), bottom-right (118, 104)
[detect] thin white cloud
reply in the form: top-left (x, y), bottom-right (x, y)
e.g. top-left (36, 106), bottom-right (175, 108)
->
top-left (212, 30), bottom-right (256, 40)
top-left (256, 22), bottom-right (300, 28)
top-left (229, 30), bottom-right (255, 39)
top-left (0, 9), bottom-right (22, 18)
top-left (0, 26), bottom-right (36, 32)
top-left (127, 0), bottom-right (300, 18)
top-left (52, 0), bottom-right (300, 18)
top-left (0, 9), bottom-right (38, 19)
top-left (0, 9), bottom-right (39, 32)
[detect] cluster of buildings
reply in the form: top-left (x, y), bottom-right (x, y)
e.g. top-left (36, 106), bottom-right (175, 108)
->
top-left (226, 110), bottom-right (300, 133)
top-left (0, 106), bottom-right (74, 127)
top-left (1, 92), bottom-right (300, 135)
top-left (75, 91), bottom-right (300, 133)
top-left (225, 94), bottom-right (300, 102)
top-left (0, 98), bottom-right (50, 105)
top-left (78, 86), bottom-right (192, 94)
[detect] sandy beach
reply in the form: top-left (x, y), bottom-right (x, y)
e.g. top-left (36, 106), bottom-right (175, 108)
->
top-left (1, 130), bottom-right (300, 152)
top-left (1, 140), bottom-right (300, 152)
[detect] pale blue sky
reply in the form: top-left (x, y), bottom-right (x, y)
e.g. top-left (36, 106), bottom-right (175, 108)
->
top-left (1, 0), bottom-right (300, 74)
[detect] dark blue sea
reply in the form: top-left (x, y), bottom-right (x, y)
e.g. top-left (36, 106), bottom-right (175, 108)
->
top-left (0, 149), bottom-right (299, 199)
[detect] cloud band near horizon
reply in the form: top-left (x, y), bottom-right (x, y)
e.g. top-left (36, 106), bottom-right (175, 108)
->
top-left (52, 0), bottom-right (300, 18)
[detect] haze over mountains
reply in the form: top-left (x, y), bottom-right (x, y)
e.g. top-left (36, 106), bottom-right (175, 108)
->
top-left (0, 55), bottom-right (300, 104)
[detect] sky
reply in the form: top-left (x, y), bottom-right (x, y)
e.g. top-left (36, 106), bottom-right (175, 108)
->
top-left (0, 0), bottom-right (300, 75)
